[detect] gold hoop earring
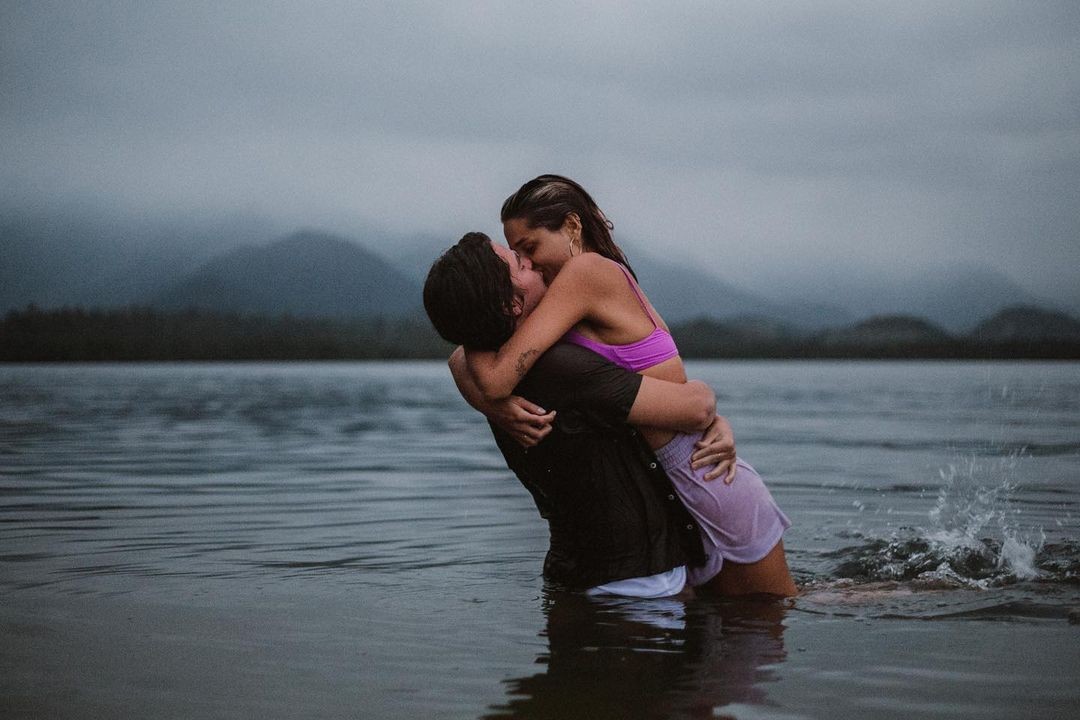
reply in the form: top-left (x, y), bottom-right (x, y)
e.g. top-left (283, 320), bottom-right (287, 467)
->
top-left (567, 236), bottom-right (579, 257)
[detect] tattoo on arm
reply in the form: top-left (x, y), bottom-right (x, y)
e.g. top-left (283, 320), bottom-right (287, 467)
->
top-left (514, 349), bottom-right (539, 377)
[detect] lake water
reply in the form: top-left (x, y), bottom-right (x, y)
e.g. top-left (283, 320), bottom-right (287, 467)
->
top-left (1, 361), bottom-right (1078, 719)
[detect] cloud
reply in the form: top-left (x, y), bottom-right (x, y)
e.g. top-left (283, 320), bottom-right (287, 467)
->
top-left (2, 1), bottom-right (1078, 301)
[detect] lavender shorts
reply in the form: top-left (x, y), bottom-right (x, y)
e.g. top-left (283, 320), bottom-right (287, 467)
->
top-left (654, 431), bottom-right (792, 588)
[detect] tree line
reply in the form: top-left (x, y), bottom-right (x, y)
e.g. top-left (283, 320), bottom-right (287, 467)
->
top-left (0, 306), bottom-right (453, 361)
top-left (2, 305), bottom-right (1078, 361)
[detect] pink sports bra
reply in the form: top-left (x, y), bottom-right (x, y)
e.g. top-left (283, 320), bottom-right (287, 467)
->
top-left (561, 261), bottom-right (680, 372)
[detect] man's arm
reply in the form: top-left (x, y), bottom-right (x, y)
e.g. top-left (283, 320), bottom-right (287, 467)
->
top-left (627, 376), bottom-right (738, 482)
top-left (627, 377), bottom-right (715, 432)
top-left (534, 344), bottom-right (736, 481)
top-left (534, 344), bottom-right (715, 434)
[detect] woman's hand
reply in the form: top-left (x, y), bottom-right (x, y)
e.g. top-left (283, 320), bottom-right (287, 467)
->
top-left (490, 396), bottom-right (556, 448)
top-left (691, 415), bottom-right (737, 483)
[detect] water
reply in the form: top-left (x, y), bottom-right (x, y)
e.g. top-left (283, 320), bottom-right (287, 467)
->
top-left (1, 361), bottom-right (1078, 718)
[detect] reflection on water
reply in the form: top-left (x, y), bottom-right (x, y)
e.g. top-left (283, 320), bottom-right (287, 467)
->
top-left (486, 593), bottom-right (787, 720)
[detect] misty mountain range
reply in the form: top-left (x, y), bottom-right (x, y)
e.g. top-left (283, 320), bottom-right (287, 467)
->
top-left (1, 215), bottom-right (1075, 335)
top-left (154, 231), bottom-right (418, 318)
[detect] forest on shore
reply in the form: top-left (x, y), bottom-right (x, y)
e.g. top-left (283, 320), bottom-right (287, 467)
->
top-left (3, 306), bottom-right (1079, 362)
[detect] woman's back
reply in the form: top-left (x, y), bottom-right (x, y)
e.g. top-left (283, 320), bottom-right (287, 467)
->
top-left (558, 254), bottom-right (689, 448)
top-left (560, 254), bottom-right (687, 385)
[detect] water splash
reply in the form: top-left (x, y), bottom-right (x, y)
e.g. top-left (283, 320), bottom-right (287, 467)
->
top-left (829, 453), bottom-right (1053, 588)
top-left (927, 454), bottom-right (1044, 581)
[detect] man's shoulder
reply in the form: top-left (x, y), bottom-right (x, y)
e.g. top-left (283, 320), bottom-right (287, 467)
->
top-left (531, 342), bottom-right (600, 374)
top-left (519, 342), bottom-right (641, 419)
top-left (518, 344), bottom-right (582, 397)
top-left (529, 342), bottom-right (622, 384)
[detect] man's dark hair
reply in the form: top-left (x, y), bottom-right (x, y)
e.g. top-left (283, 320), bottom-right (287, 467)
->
top-left (423, 232), bottom-right (516, 350)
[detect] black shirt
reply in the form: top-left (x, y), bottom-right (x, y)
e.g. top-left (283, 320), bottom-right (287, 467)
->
top-left (490, 343), bottom-right (705, 590)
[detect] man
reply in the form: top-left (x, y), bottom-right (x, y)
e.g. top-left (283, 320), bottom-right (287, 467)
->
top-left (423, 233), bottom-right (737, 597)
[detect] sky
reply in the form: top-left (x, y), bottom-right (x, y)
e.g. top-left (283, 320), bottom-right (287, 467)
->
top-left (2, 1), bottom-right (1079, 302)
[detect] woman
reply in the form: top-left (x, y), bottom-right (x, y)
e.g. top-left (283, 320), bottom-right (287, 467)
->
top-left (466, 175), bottom-right (796, 597)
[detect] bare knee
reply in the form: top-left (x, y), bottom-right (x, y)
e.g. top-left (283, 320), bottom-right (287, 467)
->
top-left (702, 541), bottom-right (797, 598)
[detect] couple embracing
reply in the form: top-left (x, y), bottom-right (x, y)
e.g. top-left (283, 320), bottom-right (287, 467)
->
top-left (424, 175), bottom-right (795, 600)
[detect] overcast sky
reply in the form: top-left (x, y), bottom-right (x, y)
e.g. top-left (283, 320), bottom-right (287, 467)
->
top-left (2, 1), bottom-right (1078, 300)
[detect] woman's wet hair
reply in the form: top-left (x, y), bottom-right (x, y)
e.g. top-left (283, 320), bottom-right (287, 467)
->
top-left (500, 174), bottom-right (636, 278)
top-left (423, 232), bottom-right (517, 351)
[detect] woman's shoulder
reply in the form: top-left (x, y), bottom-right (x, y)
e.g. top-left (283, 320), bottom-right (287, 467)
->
top-left (551, 254), bottom-right (638, 302)
top-left (548, 254), bottom-right (627, 301)
top-left (559, 252), bottom-right (628, 285)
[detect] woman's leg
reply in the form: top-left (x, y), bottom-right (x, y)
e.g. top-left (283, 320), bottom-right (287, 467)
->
top-left (700, 540), bottom-right (797, 598)
top-left (654, 433), bottom-right (796, 597)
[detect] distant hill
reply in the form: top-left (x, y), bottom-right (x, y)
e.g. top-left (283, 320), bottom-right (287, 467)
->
top-left (0, 214), bottom-right (117, 309)
top-left (606, 240), bottom-right (853, 330)
top-left (386, 233), bottom-right (795, 326)
top-left (387, 240), bottom-right (1069, 333)
top-left (152, 230), bottom-right (421, 318)
top-left (671, 305), bottom-right (1080, 359)
top-left (904, 265), bottom-right (1046, 333)
top-left (783, 263), bottom-right (1046, 334)
top-left (0, 210), bottom-right (277, 311)
top-left (3, 211), bottom-right (1070, 336)
top-left (821, 315), bottom-right (953, 347)
top-left (628, 253), bottom-right (770, 324)
top-left (723, 314), bottom-right (801, 342)
top-left (968, 306), bottom-right (1080, 343)
top-left (671, 315), bottom-right (804, 358)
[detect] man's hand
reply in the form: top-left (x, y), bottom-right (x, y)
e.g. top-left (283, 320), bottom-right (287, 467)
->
top-left (691, 415), bottom-right (737, 483)
top-left (490, 396), bottom-right (556, 448)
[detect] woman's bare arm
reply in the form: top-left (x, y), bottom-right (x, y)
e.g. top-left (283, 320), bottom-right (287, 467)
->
top-left (467, 254), bottom-right (614, 401)
top-left (449, 347), bottom-right (556, 446)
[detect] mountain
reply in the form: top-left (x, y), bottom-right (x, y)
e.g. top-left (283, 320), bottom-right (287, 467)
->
top-left (292, 232), bottom-right (1043, 333)
top-left (820, 315), bottom-right (953, 347)
top-left (3, 210), bottom-right (1065, 335)
top-left (763, 299), bottom-right (855, 332)
top-left (778, 262), bottom-right (1045, 333)
top-left (671, 315), bottom-right (804, 358)
top-left (380, 233), bottom-right (800, 326)
top-left (0, 210), bottom-right (276, 312)
top-left (628, 252), bottom-right (771, 324)
top-left (152, 230), bottom-right (421, 318)
top-left (968, 306), bottom-right (1080, 343)
top-left (722, 314), bottom-right (801, 342)
top-left (901, 265), bottom-right (1047, 333)
top-left (1, 214), bottom-right (106, 310)
top-left (599, 239), bottom-right (849, 329)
